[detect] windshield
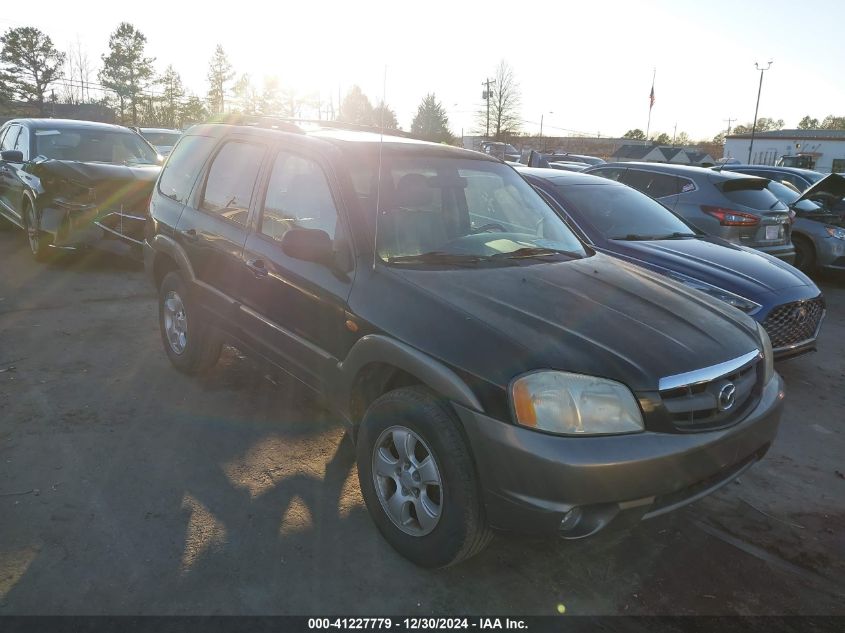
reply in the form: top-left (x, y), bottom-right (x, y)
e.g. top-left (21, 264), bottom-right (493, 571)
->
top-left (766, 180), bottom-right (823, 212)
top-left (142, 131), bottom-right (181, 147)
top-left (34, 128), bottom-right (159, 165)
top-left (348, 153), bottom-right (586, 264)
top-left (553, 182), bottom-right (696, 240)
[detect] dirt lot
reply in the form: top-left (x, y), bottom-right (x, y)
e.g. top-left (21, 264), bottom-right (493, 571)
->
top-left (0, 227), bottom-right (843, 616)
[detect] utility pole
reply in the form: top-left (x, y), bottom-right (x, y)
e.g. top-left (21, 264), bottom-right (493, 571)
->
top-left (748, 61), bottom-right (773, 164)
top-left (481, 78), bottom-right (495, 139)
top-left (724, 117), bottom-right (735, 136)
top-left (672, 122), bottom-right (677, 146)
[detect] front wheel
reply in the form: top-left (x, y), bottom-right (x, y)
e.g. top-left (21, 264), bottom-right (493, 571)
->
top-left (792, 235), bottom-right (816, 274)
top-left (24, 201), bottom-right (52, 262)
top-left (158, 271), bottom-right (222, 374)
top-left (356, 386), bottom-right (492, 567)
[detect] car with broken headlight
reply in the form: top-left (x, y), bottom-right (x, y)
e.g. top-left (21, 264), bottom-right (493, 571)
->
top-left (0, 118), bottom-right (161, 260)
top-left (145, 120), bottom-right (785, 567)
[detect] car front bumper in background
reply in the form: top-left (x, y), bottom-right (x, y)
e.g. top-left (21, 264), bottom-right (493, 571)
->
top-left (453, 374), bottom-right (784, 538)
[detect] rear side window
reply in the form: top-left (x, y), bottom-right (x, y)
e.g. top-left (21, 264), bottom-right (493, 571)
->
top-left (200, 141), bottom-right (265, 226)
top-left (623, 170), bottom-right (689, 199)
top-left (158, 135), bottom-right (216, 204)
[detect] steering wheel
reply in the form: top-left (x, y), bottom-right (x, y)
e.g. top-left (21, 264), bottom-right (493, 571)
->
top-left (471, 222), bottom-right (507, 234)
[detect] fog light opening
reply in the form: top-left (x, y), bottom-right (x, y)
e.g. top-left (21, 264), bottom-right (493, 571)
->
top-left (559, 507), bottom-right (583, 532)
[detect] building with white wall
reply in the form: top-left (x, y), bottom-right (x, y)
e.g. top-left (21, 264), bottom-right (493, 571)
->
top-left (724, 129), bottom-right (845, 173)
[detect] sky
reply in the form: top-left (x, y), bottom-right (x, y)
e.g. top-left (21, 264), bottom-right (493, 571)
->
top-left (4, 0), bottom-right (844, 140)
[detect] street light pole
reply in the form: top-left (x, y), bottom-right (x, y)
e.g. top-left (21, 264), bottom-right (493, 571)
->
top-left (540, 111), bottom-right (553, 152)
top-left (748, 61), bottom-right (773, 164)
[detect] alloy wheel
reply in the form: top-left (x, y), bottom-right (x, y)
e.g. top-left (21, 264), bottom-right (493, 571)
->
top-left (163, 291), bottom-right (188, 354)
top-left (372, 425), bottom-right (443, 536)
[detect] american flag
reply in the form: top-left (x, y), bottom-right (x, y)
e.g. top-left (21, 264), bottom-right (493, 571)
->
top-left (649, 84), bottom-right (655, 110)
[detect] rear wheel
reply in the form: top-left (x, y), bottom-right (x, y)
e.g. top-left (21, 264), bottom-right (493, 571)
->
top-left (792, 234), bottom-right (816, 274)
top-left (356, 386), bottom-right (492, 568)
top-left (158, 271), bottom-right (222, 374)
top-left (24, 201), bottom-right (52, 262)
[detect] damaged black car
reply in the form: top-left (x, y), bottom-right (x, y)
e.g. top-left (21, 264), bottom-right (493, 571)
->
top-left (0, 118), bottom-right (161, 260)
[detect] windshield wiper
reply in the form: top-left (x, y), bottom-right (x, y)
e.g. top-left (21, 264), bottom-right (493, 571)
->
top-left (612, 232), bottom-right (697, 241)
top-left (387, 251), bottom-right (492, 265)
top-left (489, 246), bottom-right (581, 260)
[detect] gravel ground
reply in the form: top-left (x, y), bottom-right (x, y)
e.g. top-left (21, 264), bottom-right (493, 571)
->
top-left (0, 227), bottom-right (843, 615)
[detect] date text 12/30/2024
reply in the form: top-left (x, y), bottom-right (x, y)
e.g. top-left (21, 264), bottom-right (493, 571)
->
top-left (307, 618), bottom-right (528, 630)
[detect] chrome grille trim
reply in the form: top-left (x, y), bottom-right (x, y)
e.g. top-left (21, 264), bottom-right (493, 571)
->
top-left (658, 349), bottom-right (761, 392)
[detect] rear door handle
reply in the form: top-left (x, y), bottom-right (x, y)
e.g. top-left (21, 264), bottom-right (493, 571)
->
top-left (246, 258), bottom-right (268, 278)
top-left (178, 228), bottom-right (197, 242)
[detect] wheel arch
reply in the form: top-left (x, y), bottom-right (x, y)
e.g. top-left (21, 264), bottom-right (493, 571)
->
top-left (338, 335), bottom-right (484, 427)
top-left (149, 233), bottom-right (196, 288)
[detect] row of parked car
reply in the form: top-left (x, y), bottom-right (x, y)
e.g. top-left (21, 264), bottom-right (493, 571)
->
top-left (0, 116), bottom-right (833, 567)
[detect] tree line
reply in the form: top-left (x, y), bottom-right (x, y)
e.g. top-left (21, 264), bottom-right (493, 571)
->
top-left (0, 22), bottom-right (529, 144)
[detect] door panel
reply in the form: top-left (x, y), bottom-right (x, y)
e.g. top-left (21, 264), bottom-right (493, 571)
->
top-left (0, 125), bottom-right (23, 222)
top-left (238, 148), bottom-right (353, 389)
top-left (175, 139), bottom-right (267, 335)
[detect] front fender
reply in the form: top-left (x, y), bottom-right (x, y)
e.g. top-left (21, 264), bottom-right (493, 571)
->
top-left (334, 334), bottom-right (484, 422)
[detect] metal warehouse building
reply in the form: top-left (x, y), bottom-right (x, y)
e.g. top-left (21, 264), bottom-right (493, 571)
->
top-left (724, 129), bottom-right (845, 173)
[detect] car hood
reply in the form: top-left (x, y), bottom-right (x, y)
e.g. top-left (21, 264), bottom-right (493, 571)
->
top-left (606, 236), bottom-right (812, 295)
top-left (33, 159), bottom-right (160, 185)
top-left (390, 253), bottom-right (760, 392)
top-left (797, 173), bottom-right (845, 204)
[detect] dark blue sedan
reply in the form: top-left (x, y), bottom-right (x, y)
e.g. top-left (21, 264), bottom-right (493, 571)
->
top-left (515, 166), bottom-right (825, 360)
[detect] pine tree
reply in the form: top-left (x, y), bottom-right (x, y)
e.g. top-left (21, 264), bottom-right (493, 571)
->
top-left (411, 93), bottom-right (453, 143)
top-left (206, 44), bottom-right (234, 115)
top-left (0, 27), bottom-right (65, 115)
top-left (99, 23), bottom-right (155, 125)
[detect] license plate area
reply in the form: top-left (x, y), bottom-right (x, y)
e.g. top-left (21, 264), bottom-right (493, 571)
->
top-left (765, 225), bottom-right (782, 240)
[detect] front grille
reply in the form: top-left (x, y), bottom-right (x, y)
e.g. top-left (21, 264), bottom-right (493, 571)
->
top-left (762, 296), bottom-right (825, 350)
top-left (659, 352), bottom-right (761, 432)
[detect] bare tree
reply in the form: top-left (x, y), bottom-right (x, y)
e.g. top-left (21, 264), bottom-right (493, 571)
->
top-left (61, 38), bottom-right (93, 104)
top-left (477, 60), bottom-right (521, 140)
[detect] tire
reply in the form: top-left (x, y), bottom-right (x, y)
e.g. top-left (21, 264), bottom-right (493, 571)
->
top-left (356, 386), bottom-right (492, 568)
top-left (23, 200), bottom-right (52, 262)
top-left (792, 234), bottom-right (816, 274)
top-left (158, 271), bottom-right (222, 374)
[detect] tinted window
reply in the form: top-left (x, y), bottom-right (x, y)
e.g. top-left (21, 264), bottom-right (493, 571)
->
top-left (261, 152), bottom-right (339, 240)
top-left (766, 181), bottom-right (821, 213)
top-left (554, 183), bottom-right (694, 239)
top-left (142, 132), bottom-right (181, 147)
top-left (1, 125), bottom-right (20, 152)
top-left (623, 169), bottom-right (686, 198)
top-left (13, 126), bottom-right (29, 160)
top-left (589, 167), bottom-right (625, 182)
top-left (721, 183), bottom-right (786, 211)
top-left (200, 141), bottom-right (265, 225)
top-left (158, 135), bottom-right (216, 204)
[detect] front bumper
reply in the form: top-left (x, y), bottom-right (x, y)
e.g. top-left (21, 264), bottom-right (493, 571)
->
top-left (454, 373), bottom-right (784, 537)
top-left (41, 205), bottom-right (146, 248)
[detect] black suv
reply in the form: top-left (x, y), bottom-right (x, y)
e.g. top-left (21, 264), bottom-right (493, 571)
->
top-left (145, 120), bottom-right (784, 567)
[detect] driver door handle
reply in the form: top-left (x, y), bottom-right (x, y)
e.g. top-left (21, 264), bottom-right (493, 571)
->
top-left (246, 258), bottom-right (268, 278)
top-left (178, 228), bottom-right (198, 242)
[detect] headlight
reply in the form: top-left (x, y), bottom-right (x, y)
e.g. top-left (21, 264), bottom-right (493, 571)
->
top-left (756, 323), bottom-right (774, 385)
top-left (668, 272), bottom-right (761, 314)
top-left (511, 371), bottom-right (644, 435)
top-left (824, 226), bottom-right (845, 240)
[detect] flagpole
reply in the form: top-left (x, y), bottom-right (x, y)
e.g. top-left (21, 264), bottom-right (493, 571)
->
top-left (645, 67), bottom-right (656, 142)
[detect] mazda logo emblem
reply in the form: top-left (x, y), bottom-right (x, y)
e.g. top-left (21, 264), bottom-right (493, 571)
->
top-left (718, 383), bottom-right (737, 411)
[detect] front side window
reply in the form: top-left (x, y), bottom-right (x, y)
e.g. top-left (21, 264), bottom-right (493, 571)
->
top-left (12, 126), bottom-right (29, 160)
top-left (589, 167), bottom-right (625, 182)
top-left (554, 182), bottom-right (695, 240)
top-left (348, 152), bottom-right (586, 264)
top-left (200, 141), bottom-right (265, 225)
top-left (33, 128), bottom-right (158, 165)
top-left (261, 151), bottom-right (339, 240)
top-left (158, 135), bottom-right (216, 204)
top-left (1, 125), bottom-right (20, 152)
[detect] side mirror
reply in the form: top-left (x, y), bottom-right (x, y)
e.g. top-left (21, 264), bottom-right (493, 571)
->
top-left (1, 150), bottom-right (23, 163)
top-left (281, 228), bottom-right (334, 265)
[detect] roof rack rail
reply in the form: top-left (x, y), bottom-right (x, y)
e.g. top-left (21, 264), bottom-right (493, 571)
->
top-left (205, 114), bottom-right (305, 134)
top-left (285, 119), bottom-right (415, 139)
